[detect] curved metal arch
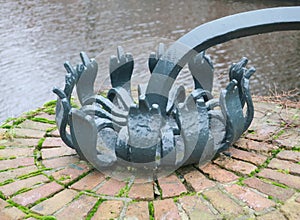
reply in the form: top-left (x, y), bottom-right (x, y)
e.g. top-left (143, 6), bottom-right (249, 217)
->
top-left (146, 6), bottom-right (300, 112)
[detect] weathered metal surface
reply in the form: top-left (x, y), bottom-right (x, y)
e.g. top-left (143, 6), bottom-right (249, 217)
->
top-left (53, 7), bottom-right (300, 179)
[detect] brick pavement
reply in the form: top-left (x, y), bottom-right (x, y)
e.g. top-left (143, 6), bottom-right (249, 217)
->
top-left (0, 99), bottom-right (299, 219)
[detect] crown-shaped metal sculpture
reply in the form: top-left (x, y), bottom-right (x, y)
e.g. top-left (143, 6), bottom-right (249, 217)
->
top-left (53, 7), bottom-right (300, 180)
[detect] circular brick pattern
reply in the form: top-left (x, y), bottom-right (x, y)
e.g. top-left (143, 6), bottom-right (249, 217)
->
top-left (0, 100), bottom-right (299, 219)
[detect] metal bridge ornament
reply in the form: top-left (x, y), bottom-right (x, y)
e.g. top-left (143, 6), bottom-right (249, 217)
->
top-left (53, 7), bottom-right (300, 181)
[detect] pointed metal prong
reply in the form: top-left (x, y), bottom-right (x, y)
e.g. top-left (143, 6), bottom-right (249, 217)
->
top-left (80, 52), bottom-right (90, 66)
top-left (109, 55), bottom-right (118, 73)
top-left (117, 46), bottom-right (126, 63)
top-left (239, 57), bottom-right (248, 68)
top-left (245, 67), bottom-right (256, 79)
top-left (157, 43), bottom-right (165, 58)
top-left (188, 51), bottom-right (214, 92)
top-left (53, 87), bottom-right (67, 99)
top-left (64, 61), bottom-right (76, 74)
top-left (148, 52), bottom-right (157, 73)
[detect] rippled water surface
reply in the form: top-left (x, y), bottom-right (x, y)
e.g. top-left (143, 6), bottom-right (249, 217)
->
top-left (0, 0), bottom-right (299, 123)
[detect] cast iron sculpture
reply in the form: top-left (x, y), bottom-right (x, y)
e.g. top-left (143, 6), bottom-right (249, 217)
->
top-left (53, 7), bottom-right (300, 179)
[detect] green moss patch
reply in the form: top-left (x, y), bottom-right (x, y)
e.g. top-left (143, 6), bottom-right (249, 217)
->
top-left (148, 201), bottom-right (154, 220)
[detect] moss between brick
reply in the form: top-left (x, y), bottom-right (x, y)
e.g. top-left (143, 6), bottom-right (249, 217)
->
top-left (117, 182), bottom-right (131, 197)
top-left (272, 129), bottom-right (285, 140)
top-left (12, 187), bottom-right (32, 197)
top-left (0, 178), bottom-right (14, 186)
top-left (148, 201), bottom-right (154, 220)
top-left (173, 191), bottom-right (197, 203)
top-left (37, 138), bottom-right (45, 150)
top-left (291, 146), bottom-right (300, 152)
top-left (43, 108), bottom-right (55, 115)
top-left (40, 216), bottom-right (57, 220)
top-left (247, 147), bottom-right (283, 178)
top-left (0, 155), bottom-right (17, 161)
top-left (6, 198), bottom-right (57, 220)
top-left (200, 193), bottom-right (210, 202)
top-left (86, 198), bottom-right (105, 220)
top-left (45, 127), bottom-right (57, 136)
top-left (62, 168), bottom-right (92, 188)
top-left (43, 100), bottom-right (57, 108)
top-left (3, 129), bottom-right (16, 140)
top-left (236, 177), bottom-right (246, 186)
top-left (0, 191), bottom-right (5, 200)
top-left (270, 181), bottom-right (288, 189)
top-left (30, 117), bottom-right (56, 125)
top-left (0, 99), bottom-right (57, 130)
top-left (18, 168), bottom-right (52, 180)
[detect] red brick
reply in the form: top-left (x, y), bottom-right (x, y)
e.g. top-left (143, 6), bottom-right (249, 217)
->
top-left (36, 113), bottom-right (56, 121)
top-left (277, 150), bottom-right (300, 163)
top-left (234, 139), bottom-right (277, 156)
top-left (153, 199), bottom-right (180, 220)
top-left (96, 178), bottom-right (126, 196)
top-left (244, 177), bottom-right (295, 201)
top-left (256, 210), bottom-right (286, 220)
top-left (0, 157), bottom-right (35, 171)
top-left (19, 120), bottom-right (54, 131)
top-left (31, 189), bottom-right (77, 215)
top-left (199, 162), bottom-right (239, 183)
top-left (158, 174), bottom-right (187, 198)
top-left (0, 175), bottom-right (49, 197)
top-left (246, 125), bottom-right (278, 141)
top-left (71, 171), bottom-right (105, 191)
top-left (214, 155), bottom-right (257, 176)
top-left (275, 129), bottom-right (300, 149)
top-left (280, 200), bottom-right (300, 220)
top-left (55, 194), bottom-right (98, 219)
top-left (52, 163), bottom-right (91, 184)
top-left (42, 137), bottom-right (68, 148)
top-left (49, 127), bottom-right (70, 138)
top-left (179, 195), bottom-right (217, 219)
top-left (92, 200), bottom-right (123, 220)
top-left (228, 147), bottom-right (267, 166)
top-left (180, 167), bottom-right (215, 192)
top-left (0, 147), bottom-right (33, 158)
top-left (14, 128), bottom-right (45, 139)
top-left (203, 189), bottom-right (244, 218)
top-left (268, 158), bottom-right (300, 175)
top-left (125, 201), bottom-right (149, 220)
top-left (0, 165), bottom-right (38, 182)
top-left (42, 156), bottom-right (80, 169)
top-left (257, 168), bottom-right (300, 189)
top-left (0, 199), bottom-right (26, 220)
top-left (0, 138), bottom-right (40, 147)
top-left (128, 182), bottom-right (154, 200)
top-left (41, 146), bottom-right (76, 159)
top-left (49, 129), bottom-right (60, 137)
top-left (225, 184), bottom-right (275, 211)
top-left (13, 181), bottom-right (63, 206)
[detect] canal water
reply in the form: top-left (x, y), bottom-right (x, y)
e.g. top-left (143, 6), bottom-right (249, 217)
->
top-left (0, 0), bottom-right (299, 123)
